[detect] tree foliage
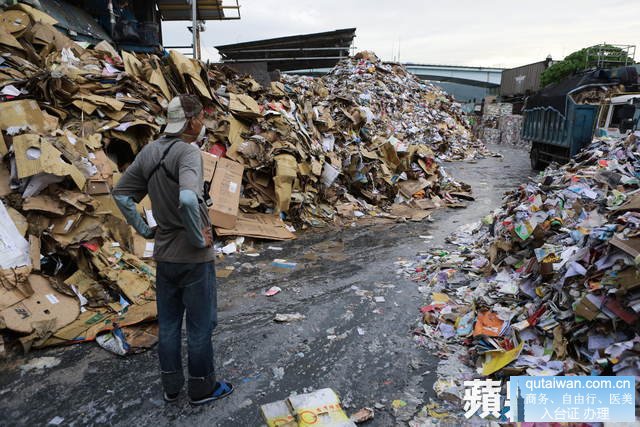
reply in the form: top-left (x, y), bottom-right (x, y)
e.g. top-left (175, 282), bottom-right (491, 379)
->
top-left (540, 45), bottom-right (634, 87)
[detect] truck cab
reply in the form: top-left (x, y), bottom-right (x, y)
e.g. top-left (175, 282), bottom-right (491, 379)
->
top-left (596, 94), bottom-right (640, 138)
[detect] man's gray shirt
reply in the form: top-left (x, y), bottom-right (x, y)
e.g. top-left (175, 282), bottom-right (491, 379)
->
top-left (113, 135), bottom-right (215, 263)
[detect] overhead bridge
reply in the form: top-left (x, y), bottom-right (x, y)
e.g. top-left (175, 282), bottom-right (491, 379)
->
top-left (289, 63), bottom-right (503, 88)
top-left (402, 64), bottom-right (502, 88)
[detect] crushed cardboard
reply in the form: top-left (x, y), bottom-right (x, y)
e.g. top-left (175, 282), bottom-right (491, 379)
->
top-left (0, 5), bottom-right (485, 354)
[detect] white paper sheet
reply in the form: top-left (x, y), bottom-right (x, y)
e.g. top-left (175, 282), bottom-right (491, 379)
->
top-left (0, 202), bottom-right (30, 269)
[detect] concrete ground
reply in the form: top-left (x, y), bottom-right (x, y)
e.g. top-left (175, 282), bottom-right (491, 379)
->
top-left (0, 145), bottom-right (532, 426)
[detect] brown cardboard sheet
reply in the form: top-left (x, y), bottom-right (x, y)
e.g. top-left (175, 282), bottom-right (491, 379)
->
top-left (215, 213), bottom-right (296, 241)
top-left (0, 274), bottom-right (79, 334)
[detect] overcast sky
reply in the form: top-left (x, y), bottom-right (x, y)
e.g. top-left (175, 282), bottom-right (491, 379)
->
top-left (162, 0), bottom-right (640, 68)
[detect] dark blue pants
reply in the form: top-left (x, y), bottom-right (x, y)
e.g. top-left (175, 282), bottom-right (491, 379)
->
top-left (156, 261), bottom-right (217, 398)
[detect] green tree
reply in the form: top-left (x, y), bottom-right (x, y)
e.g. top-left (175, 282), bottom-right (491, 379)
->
top-left (540, 45), bottom-right (634, 87)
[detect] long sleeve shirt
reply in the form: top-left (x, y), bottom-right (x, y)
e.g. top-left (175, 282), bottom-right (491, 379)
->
top-left (112, 136), bottom-right (215, 263)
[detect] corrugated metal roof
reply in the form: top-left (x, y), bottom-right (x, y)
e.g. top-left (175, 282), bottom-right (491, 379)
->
top-left (216, 28), bottom-right (356, 72)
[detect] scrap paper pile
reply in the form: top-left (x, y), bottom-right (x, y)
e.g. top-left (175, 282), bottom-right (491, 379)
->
top-left (402, 134), bottom-right (640, 404)
top-left (209, 51), bottom-right (484, 227)
top-left (0, 3), bottom-right (484, 351)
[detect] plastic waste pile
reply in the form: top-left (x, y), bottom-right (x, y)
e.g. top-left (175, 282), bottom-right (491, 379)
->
top-left (401, 134), bottom-right (640, 407)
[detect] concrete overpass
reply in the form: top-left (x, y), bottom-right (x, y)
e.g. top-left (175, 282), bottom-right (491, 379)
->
top-left (288, 63), bottom-right (503, 88)
top-left (402, 63), bottom-right (502, 88)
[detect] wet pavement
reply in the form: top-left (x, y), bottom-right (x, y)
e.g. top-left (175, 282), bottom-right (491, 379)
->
top-left (0, 145), bottom-right (533, 426)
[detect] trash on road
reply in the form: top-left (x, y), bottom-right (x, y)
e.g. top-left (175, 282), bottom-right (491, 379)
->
top-left (47, 416), bottom-right (65, 426)
top-left (402, 133), bottom-right (640, 408)
top-left (96, 327), bottom-right (129, 356)
top-left (271, 259), bottom-right (298, 269)
top-left (264, 286), bottom-right (282, 297)
top-left (274, 313), bottom-right (306, 322)
top-left (216, 266), bottom-right (235, 278)
top-left (349, 407), bottom-right (374, 423)
top-left (260, 388), bottom-right (356, 427)
top-left (19, 356), bottom-right (61, 372)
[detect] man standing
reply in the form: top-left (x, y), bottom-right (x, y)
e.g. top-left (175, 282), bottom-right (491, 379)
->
top-left (113, 94), bottom-right (233, 405)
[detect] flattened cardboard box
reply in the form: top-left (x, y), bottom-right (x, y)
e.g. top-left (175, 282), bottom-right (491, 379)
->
top-left (50, 301), bottom-right (156, 343)
top-left (201, 152), bottom-right (244, 229)
top-left (215, 212), bottom-right (296, 241)
top-left (0, 274), bottom-right (79, 334)
top-left (0, 100), bottom-right (47, 133)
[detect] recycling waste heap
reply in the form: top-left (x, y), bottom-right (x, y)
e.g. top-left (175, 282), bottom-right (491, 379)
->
top-left (404, 133), bottom-right (640, 407)
top-left (0, 3), bottom-right (486, 352)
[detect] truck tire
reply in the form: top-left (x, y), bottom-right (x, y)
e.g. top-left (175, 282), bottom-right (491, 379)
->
top-left (530, 145), bottom-right (543, 170)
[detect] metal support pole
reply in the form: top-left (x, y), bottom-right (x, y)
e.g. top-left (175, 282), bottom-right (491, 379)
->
top-left (108, 0), bottom-right (116, 36)
top-left (191, 0), bottom-right (198, 59)
top-left (196, 25), bottom-right (201, 59)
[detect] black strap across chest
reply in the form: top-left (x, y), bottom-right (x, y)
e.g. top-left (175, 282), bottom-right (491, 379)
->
top-left (146, 140), bottom-right (215, 208)
top-left (147, 140), bottom-right (179, 184)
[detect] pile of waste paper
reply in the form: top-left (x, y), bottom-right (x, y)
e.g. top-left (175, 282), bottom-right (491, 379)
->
top-left (400, 134), bottom-right (640, 408)
top-left (290, 51), bottom-right (484, 161)
top-left (479, 101), bottom-right (526, 147)
top-left (0, 4), bottom-right (176, 353)
top-left (213, 51), bottom-right (484, 227)
top-left (0, 3), bottom-right (485, 353)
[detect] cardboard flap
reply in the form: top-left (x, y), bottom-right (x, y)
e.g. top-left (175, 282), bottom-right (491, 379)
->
top-left (609, 236), bottom-right (640, 258)
top-left (202, 153), bottom-right (244, 229)
top-left (0, 101), bottom-right (47, 133)
top-left (398, 178), bottom-right (430, 198)
top-left (169, 50), bottom-right (212, 100)
top-left (22, 195), bottom-right (66, 216)
top-left (0, 266), bottom-right (33, 311)
top-left (116, 270), bottom-right (151, 302)
top-left (228, 93), bottom-right (261, 119)
top-left (13, 135), bottom-right (86, 189)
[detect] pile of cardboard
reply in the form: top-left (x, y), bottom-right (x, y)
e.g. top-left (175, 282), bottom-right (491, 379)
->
top-left (0, 5), bottom-right (172, 351)
top-left (400, 134), bottom-right (640, 404)
top-left (0, 3), bottom-right (484, 351)
top-left (202, 51), bottom-right (485, 227)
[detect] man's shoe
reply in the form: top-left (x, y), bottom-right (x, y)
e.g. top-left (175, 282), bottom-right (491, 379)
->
top-left (164, 391), bottom-right (180, 403)
top-left (189, 381), bottom-right (234, 405)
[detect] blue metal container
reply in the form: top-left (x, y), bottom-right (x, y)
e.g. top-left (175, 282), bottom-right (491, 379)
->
top-left (522, 100), bottom-right (599, 169)
top-left (522, 66), bottom-right (639, 169)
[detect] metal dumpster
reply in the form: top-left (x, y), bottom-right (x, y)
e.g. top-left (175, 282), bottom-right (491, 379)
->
top-left (523, 100), bottom-right (599, 169)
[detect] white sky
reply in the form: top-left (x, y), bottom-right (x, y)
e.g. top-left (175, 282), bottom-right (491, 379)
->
top-left (162, 0), bottom-right (640, 68)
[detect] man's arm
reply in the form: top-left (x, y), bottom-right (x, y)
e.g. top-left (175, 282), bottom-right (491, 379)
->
top-left (178, 146), bottom-right (211, 248)
top-left (113, 194), bottom-right (154, 238)
top-left (178, 189), bottom-right (206, 247)
top-left (112, 153), bottom-right (154, 239)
